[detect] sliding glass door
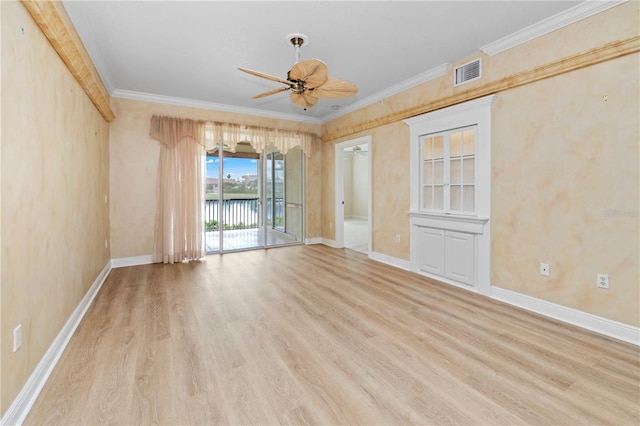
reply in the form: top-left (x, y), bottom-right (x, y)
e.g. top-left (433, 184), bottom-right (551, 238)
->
top-left (280, 145), bottom-right (304, 246)
top-left (205, 142), bottom-right (303, 254)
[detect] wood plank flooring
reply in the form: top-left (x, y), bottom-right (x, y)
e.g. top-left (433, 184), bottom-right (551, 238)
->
top-left (24, 245), bottom-right (640, 425)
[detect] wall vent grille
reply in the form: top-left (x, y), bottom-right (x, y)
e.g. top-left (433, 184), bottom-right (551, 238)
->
top-left (454, 58), bottom-right (482, 86)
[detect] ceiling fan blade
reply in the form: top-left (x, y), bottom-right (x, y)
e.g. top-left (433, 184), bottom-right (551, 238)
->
top-left (289, 59), bottom-right (329, 88)
top-left (308, 77), bottom-right (358, 98)
top-left (290, 92), bottom-right (318, 109)
top-left (238, 67), bottom-right (291, 85)
top-left (252, 87), bottom-right (289, 99)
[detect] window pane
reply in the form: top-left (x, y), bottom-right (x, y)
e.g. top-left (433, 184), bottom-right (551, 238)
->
top-left (463, 185), bottom-right (475, 212)
top-left (422, 137), bottom-right (433, 160)
top-left (423, 162), bottom-right (433, 184)
top-left (433, 160), bottom-right (444, 184)
top-left (450, 185), bottom-right (461, 211)
top-left (463, 130), bottom-right (475, 156)
top-left (433, 136), bottom-right (444, 159)
top-left (450, 132), bottom-right (462, 157)
top-left (463, 158), bottom-right (475, 184)
top-left (422, 186), bottom-right (433, 210)
top-left (450, 159), bottom-right (462, 184)
top-left (434, 186), bottom-right (444, 210)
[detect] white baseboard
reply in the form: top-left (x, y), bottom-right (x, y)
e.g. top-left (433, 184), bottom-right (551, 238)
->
top-left (1, 261), bottom-right (112, 426)
top-left (370, 251), bottom-right (411, 271)
top-left (321, 238), bottom-right (338, 248)
top-left (304, 237), bottom-right (323, 245)
top-left (491, 287), bottom-right (640, 346)
top-left (111, 254), bottom-right (154, 268)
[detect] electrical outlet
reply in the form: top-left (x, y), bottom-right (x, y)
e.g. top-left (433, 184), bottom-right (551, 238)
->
top-left (395, 234), bottom-right (401, 243)
top-left (105, 239), bottom-right (108, 248)
top-left (540, 263), bottom-right (550, 276)
top-left (597, 273), bottom-right (609, 289)
top-left (13, 324), bottom-right (22, 352)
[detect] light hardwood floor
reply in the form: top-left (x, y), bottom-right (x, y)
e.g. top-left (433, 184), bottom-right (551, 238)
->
top-left (25, 245), bottom-right (639, 425)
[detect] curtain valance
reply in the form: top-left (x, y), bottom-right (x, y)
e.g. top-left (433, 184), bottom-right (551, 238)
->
top-left (150, 115), bottom-right (207, 148)
top-left (205, 122), bottom-right (317, 157)
top-left (150, 115), bottom-right (318, 157)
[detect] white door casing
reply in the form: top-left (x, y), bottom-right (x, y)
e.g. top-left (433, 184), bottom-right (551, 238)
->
top-left (335, 136), bottom-right (372, 252)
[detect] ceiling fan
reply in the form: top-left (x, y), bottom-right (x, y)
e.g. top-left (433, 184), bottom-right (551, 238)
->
top-left (238, 34), bottom-right (358, 109)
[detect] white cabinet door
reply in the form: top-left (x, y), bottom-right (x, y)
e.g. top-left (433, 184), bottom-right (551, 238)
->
top-left (418, 227), bottom-right (445, 276)
top-left (444, 231), bottom-right (475, 286)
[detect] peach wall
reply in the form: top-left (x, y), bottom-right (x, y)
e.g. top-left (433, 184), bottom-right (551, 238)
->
top-left (321, 122), bottom-right (411, 258)
top-left (321, 2), bottom-right (639, 326)
top-left (322, 2), bottom-right (639, 139)
top-left (1, 0), bottom-right (111, 415)
top-left (305, 137), bottom-right (322, 240)
top-left (492, 55), bottom-right (639, 326)
top-left (320, 138), bottom-right (335, 241)
top-left (109, 98), bottom-right (322, 258)
top-left (370, 122), bottom-right (410, 258)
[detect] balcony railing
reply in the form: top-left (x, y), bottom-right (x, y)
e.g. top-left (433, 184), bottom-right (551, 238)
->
top-left (204, 198), bottom-right (284, 231)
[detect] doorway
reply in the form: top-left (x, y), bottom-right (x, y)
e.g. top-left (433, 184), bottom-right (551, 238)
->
top-left (335, 136), bottom-right (371, 254)
top-left (205, 142), bottom-right (304, 253)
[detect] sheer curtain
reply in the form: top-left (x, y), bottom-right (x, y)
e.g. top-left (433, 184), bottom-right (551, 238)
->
top-left (204, 122), bottom-right (317, 157)
top-left (150, 116), bottom-right (206, 264)
top-left (149, 115), bottom-right (319, 264)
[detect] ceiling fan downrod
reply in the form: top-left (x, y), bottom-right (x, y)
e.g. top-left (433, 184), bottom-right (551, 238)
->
top-left (289, 35), bottom-right (307, 64)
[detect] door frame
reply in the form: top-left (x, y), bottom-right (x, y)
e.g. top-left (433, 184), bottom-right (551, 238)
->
top-left (335, 135), bottom-right (372, 253)
top-left (208, 143), bottom-right (304, 254)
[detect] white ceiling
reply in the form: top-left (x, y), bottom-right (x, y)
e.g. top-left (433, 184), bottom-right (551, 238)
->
top-left (62, 1), bottom-right (586, 123)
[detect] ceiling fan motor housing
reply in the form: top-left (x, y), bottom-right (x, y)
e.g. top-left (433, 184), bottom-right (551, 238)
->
top-left (290, 80), bottom-right (306, 94)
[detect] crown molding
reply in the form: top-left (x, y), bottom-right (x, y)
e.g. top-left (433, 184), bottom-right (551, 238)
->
top-left (321, 63), bottom-right (450, 123)
top-left (111, 90), bottom-right (323, 124)
top-left (481, 0), bottom-right (627, 56)
top-left (323, 35), bottom-right (640, 142)
top-left (82, 45), bottom-right (116, 95)
top-left (113, 63), bottom-right (449, 126)
top-left (21, 0), bottom-right (115, 121)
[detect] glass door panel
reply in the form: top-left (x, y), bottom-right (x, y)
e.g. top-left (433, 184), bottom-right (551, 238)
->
top-left (266, 151), bottom-right (274, 230)
top-left (283, 146), bottom-right (303, 244)
top-left (206, 142), bottom-right (303, 254)
top-left (265, 146), bottom-right (303, 247)
top-left (222, 142), bottom-right (261, 251)
top-left (265, 149), bottom-right (285, 235)
top-left (205, 147), bottom-right (221, 254)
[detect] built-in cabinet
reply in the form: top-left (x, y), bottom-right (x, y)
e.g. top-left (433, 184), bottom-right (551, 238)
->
top-left (405, 95), bottom-right (495, 295)
top-left (444, 230), bottom-right (475, 285)
top-left (410, 213), bottom-right (487, 291)
top-left (417, 227), bottom-right (446, 276)
top-left (418, 227), bottom-right (474, 285)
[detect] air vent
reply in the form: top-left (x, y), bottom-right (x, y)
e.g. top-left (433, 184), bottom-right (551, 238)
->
top-left (454, 58), bottom-right (482, 86)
